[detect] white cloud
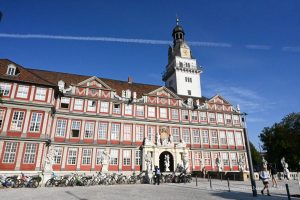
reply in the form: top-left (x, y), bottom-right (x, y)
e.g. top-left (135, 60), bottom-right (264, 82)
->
top-left (245, 45), bottom-right (271, 50)
top-left (282, 46), bottom-right (300, 53)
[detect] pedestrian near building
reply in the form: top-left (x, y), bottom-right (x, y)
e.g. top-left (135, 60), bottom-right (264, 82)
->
top-left (268, 163), bottom-right (278, 187)
top-left (154, 166), bottom-right (161, 185)
top-left (260, 166), bottom-right (271, 196)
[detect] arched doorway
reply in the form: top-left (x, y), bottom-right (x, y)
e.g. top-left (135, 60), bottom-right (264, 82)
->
top-left (159, 151), bottom-right (174, 172)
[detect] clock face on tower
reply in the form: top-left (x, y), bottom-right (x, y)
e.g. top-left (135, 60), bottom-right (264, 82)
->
top-left (181, 48), bottom-right (190, 58)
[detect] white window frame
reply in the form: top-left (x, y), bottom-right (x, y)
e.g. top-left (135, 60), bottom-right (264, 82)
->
top-left (16, 85), bottom-right (29, 99)
top-left (71, 120), bottom-right (81, 138)
top-left (84, 121), bottom-right (95, 138)
top-left (98, 122), bottom-right (108, 140)
top-left (194, 152), bottom-right (201, 166)
top-left (171, 109), bottom-right (179, 120)
top-left (159, 108), bottom-right (167, 119)
top-left (219, 130), bottom-right (227, 145)
top-left (111, 123), bottom-right (120, 140)
top-left (87, 100), bottom-right (96, 112)
top-left (182, 110), bottom-right (189, 120)
top-left (35, 87), bottom-right (47, 101)
top-left (147, 126), bottom-right (155, 142)
top-left (96, 149), bottom-right (104, 165)
top-left (225, 114), bottom-right (232, 124)
top-left (230, 153), bottom-right (238, 166)
top-left (172, 128), bottom-right (180, 143)
top-left (204, 152), bottom-right (211, 166)
top-left (222, 153), bottom-right (229, 166)
top-left (2, 142), bottom-right (17, 163)
top-left (82, 149), bottom-right (92, 165)
top-left (74, 99), bottom-right (84, 110)
top-left (227, 131), bottom-right (235, 145)
top-left (135, 150), bottom-right (141, 165)
top-left (110, 149), bottom-right (119, 165)
top-left (29, 112), bottom-right (43, 132)
top-left (123, 150), bottom-right (131, 166)
top-left (0, 82), bottom-right (12, 96)
top-left (182, 128), bottom-right (190, 143)
top-left (135, 125), bottom-right (144, 141)
top-left (10, 110), bottom-right (25, 131)
top-left (217, 113), bottom-right (224, 123)
top-left (113, 103), bottom-right (121, 114)
top-left (200, 112), bottom-right (207, 121)
top-left (56, 119), bottom-right (67, 137)
top-left (192, 111), bottom-right (198, 121)
top-left (53, 147), bottom-right (63, 164)
top-left (60, 97), bottom-right (70, 109)
top-left (209, 113), bottom-right (216, 123)
top-left (67, 148), bottom-right (77, 165)
top-left (136, 105), bottom-right (144, 116)
top-left (202, 130), bottom-right (209, 144)
top-left (123, 124), bottom-right (132, 141)
top-left (23, 143), bottom-right (37, 164)
top-left (124, 104), bottom-right (133, 115)
top-left (0, 109), bottom-right (5, 129)
top-left (211, 130), bottom-right (218, 145)
top-left (100, 101), bottom-right (109, 113)
top-left (192, 129), bottom-right (200, 144)
top-left (147, 106), bottom-right (156, 118)
top-left (235, 132), bottom-right (243, 146)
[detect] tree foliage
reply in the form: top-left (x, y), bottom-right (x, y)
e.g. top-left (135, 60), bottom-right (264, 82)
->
top-left (259, 112), bottom-right (300, 171)
top-left (250, 141), bottom-right (262, 171)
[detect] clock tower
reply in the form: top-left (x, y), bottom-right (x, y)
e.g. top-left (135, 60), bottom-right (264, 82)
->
top-left (162, 18), bottom-right (202, 97)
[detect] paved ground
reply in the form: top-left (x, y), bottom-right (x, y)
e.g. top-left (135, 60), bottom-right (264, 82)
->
top-left (1, 179), bottom-right (299, 200)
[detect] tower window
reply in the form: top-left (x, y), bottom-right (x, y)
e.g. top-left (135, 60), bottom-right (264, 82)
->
top-left (6, 65), bottom-right (17, 76)
top-left (188, 90), bottom-right (191, 95)
top-left (185, 77), bottom-right (192, 83)
top-left (179, 62), bottom-right (183, 67)
top-left (186, 63), bottom-right (190, 68)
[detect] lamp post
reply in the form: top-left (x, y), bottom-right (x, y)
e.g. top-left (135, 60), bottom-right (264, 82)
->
top-left (241, 112), bottom-right (257, 197)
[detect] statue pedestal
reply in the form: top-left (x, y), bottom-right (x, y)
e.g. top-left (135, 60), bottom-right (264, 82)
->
top-left (102, 164), bottom-right (109, 172)
top-left (239, 171), bottom-right (249, 181)
top-left (42, 171), bottom-right (52, 185)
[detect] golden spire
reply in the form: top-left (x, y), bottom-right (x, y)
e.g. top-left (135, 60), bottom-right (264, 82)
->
top-left (176, 15), bottom-right (179, 25)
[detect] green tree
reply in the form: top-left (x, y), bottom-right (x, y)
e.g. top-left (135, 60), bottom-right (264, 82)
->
top-left (250, 142), bottom-right (262, 171)
top-left (259, 112), bottom-right (300, 171)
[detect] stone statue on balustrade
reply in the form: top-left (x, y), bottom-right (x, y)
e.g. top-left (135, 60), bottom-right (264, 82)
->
top-left (238, 155), bottom-right (245, 172)
top-left (44, 146), bottom-right (57, 173)
top-left (144, 152), bottom-right (153, 173)
top-left (215, 156), bottom-right (222, 172)
top-left (164, 154), bottom-right (170, 172)
top-left (100, 150), bottom-right (111, 172)
top-left (281, 157), bottom-right (290, 180)
top-left (182, 152), bottom-right (190, 173)
top-left (156, 132), bottom-right (161, 146)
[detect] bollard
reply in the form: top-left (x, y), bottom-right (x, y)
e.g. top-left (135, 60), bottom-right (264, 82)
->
top-left (227, 178), bottom-right (230, 192)
top-left (221, 173), bottom-right (222, 182)
top-left (196, 175), bottom-right (198, 187)
top-left (285, 184), bottom-right (291, 200)
top-left (209, 176), bottom-right (212, 189)
top-left (233, 173), bottom-right (236, 181)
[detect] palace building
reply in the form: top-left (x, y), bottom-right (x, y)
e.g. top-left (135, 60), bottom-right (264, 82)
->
top-left (0, 21), bottom-right (248, 174)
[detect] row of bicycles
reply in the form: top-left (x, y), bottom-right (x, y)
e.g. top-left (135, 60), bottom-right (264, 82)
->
top-left (0, 173), bottom-right (42, 188)
top-left (0, 171), bottom-right (192, 188)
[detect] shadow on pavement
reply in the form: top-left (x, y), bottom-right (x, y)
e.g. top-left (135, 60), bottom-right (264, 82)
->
top-left (65, 191), bottom-right (88, 200)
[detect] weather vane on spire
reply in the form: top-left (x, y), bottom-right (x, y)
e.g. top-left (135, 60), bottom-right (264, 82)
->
top-left (176, 15), bottom-right (179, 25)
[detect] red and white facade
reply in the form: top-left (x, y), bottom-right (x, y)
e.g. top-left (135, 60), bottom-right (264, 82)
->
top-left (0, 23), bottom-right (248, 174)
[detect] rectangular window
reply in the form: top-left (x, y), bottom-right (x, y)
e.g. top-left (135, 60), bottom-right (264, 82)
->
top-left (87, 100), bottom-right (96, 112)
top-left (53, 147), bottom-right (63, 164)
top-left (211, 130), bottom-right (218, 145)
top-left (227, 131), bottom-right (235, 145)
top-left (194, 152), bottom-right (201, 166)
top-left (67, 148), bottom-right (77, 165)
top-left (147, 126), bottom-right (155, 142)
top-left (123, 150), bottom-right (131, 166)
top-left (113, 104), bottom-right (121, 114)
top-left (202, 130), bottom-right (209, 144)
top-left (82, 149), bottom-right (92, 165)
top-left (74, 99), bottom-right (84, 111)
top-left (71, 120), bottom-right (81, 137)
top-left (0, 82), bottom-right (12, 96)
top-left (96, 149), bottom-right (104, 165)
top-left (171, 109), bottom-right (179, 120)
top-left (204, 152), bottom-right (211, 166)
top-left (182, 128), bottom-right (190, 143)
top-left (111, 123), bottom-right (120, 140)
top-left (35, 87), bottom-right (47, 101)
top-left (159, 108), bottom-right (167, 119)
top-left (147, 106), bottom-right (156, 118)
top-left (2, 142), bottom-right (17, 163)
top-left (56, 119), bottom-right (67, 137)
top-left (192, 111), bottom-right (198, 121)
top-left (136, 105), bottom-right (144, 116)
top-left (84, 122), bottom-right (94, 138)
top-left (135, 150), bottom-right (141, 165)
top-left (16, 85), bottom-right (29, 99)
top-left (123, 124), bottom-right (132, 141)
top-left (209, 113), bottom-right (216, 123)
top-left (60, 97), bottom-right (70, 109)
top-left (235, 132), bottom-right (243, 146)
top-left (192, 129), bottom-right (200, 144)
top-left (136, 125), bottom-right (144, 141)
top-left (172, 128), bottom-right (180, 143)
top-left (187, 90), bottom-right (191, 95)
top-left (110, 149), bottom-right (118, 165)
top-left (200, 112), bottom-right (207, 121)
top-left (100, 101), bottom-right (109, 113)
top-left (225, 114), bottom-right (232, 124)
top-left (219, 131), bottom-right (227, 145)
top-left (182, 110), bottom-right (189, 120)
top-left (98, 122), bottom-right (108, 140)
top-left (0, 109), bottom-right (6, 129)
top-left (230, 153), bottom-right (237, 166)
top-left (233, 115), bottom-right (240, 124)
top-left (222, 153), bottom-right (229, 166)
top-left (10, 110), bottom-right (25, 131)
top-left (217, 113), bottom-right (224, 123)
top-left (29, 112), bottom-right (43, 132)
top-left (124, 104), bottom-right (133, 115)
top-left (23, 143), bottom-right (37, 164)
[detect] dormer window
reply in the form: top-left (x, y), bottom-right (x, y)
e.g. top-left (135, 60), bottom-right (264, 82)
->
top-left (7, 64), bottom-right (17, 76)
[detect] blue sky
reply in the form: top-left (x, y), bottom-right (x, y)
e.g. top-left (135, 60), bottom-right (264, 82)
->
top-left (1, 0), bottom-right (299, 148)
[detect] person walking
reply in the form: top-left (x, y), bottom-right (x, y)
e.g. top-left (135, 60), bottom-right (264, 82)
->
top-left (260, 166), bottom-right (271, 196)
top-left (154, 166), bottom-right (161, 185)
top-left (269, 163), bottom-right (278, 187)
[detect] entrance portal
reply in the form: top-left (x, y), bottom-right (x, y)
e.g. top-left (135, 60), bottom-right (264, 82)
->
top-left (159, 151), bottom-right (174, 172)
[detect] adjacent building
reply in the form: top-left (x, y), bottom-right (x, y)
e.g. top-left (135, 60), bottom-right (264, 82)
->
top-left (0, 21), bottom-right (248, 174)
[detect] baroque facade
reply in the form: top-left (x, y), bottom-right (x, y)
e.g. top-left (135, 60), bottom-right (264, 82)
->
top-left (0, 21), bottom-right (248, 174)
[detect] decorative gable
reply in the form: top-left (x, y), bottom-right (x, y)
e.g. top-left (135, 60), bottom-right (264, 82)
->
top-left (207, 94), bottom-right (232, 111)
top-left (147, 86), bottom-right (180, 99)
top-left (77, 76), bottom-right (111, 90)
